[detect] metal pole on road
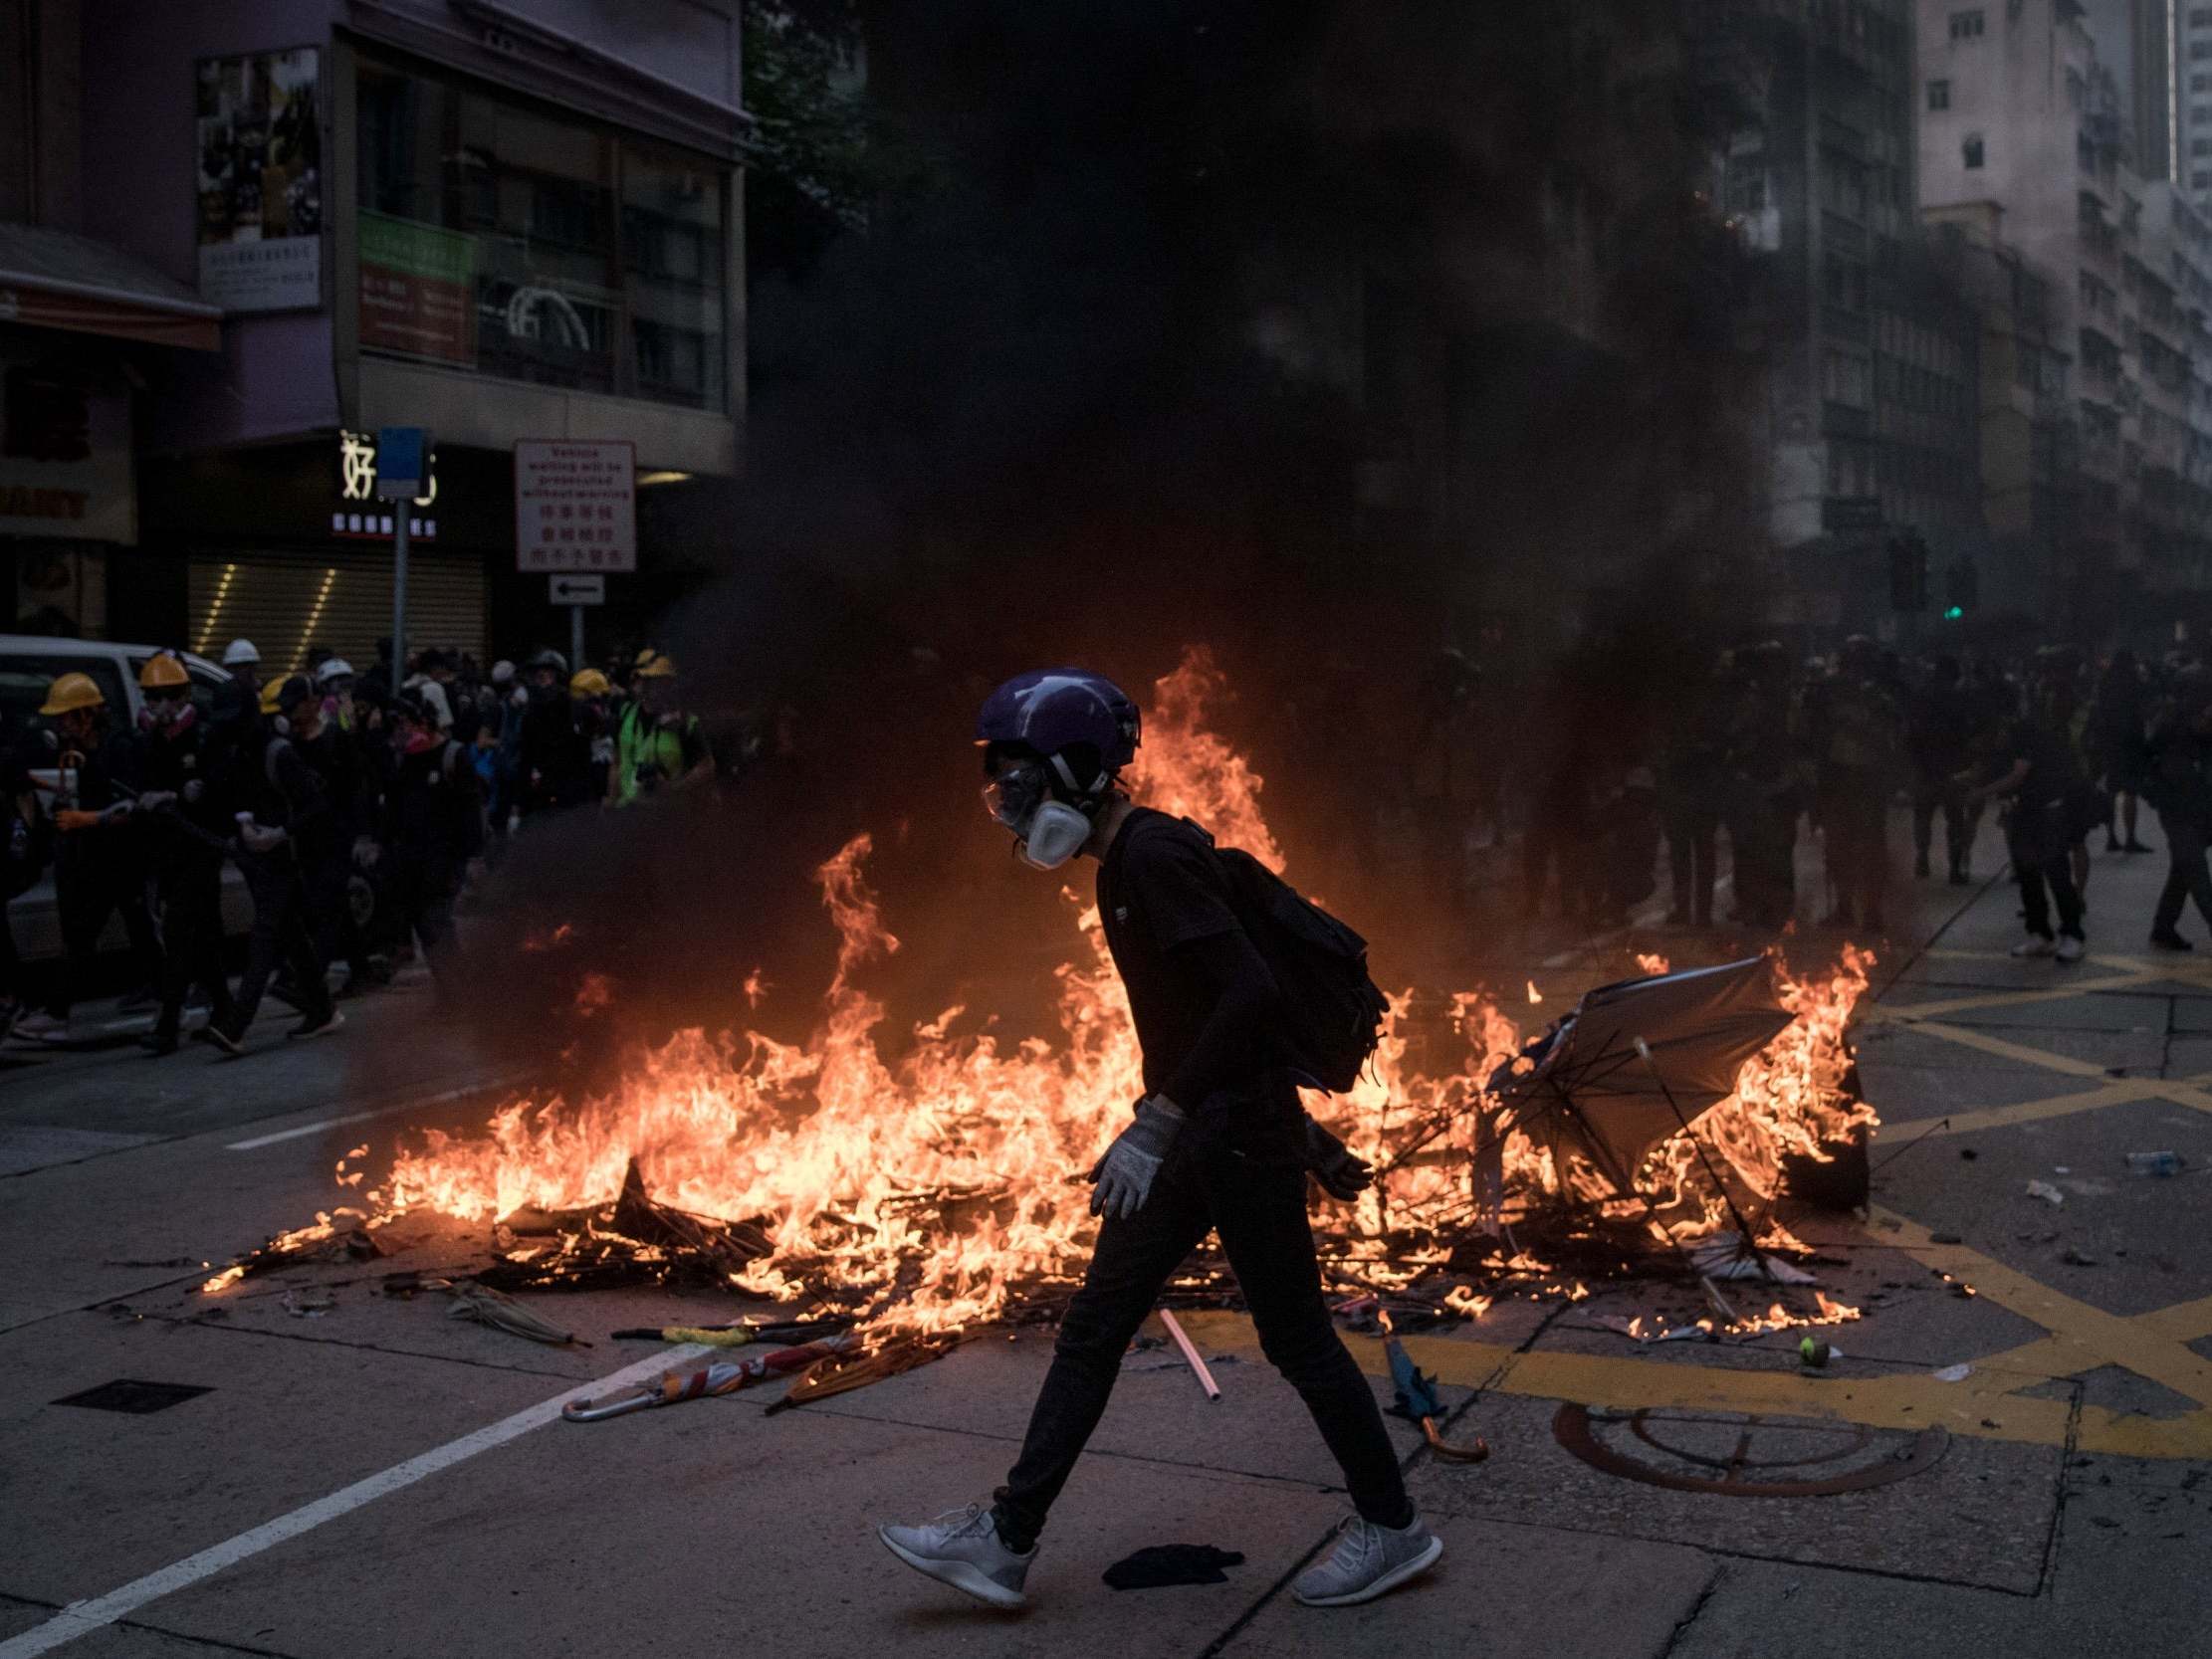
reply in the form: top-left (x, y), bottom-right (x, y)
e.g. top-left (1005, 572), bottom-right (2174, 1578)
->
top-left (569, 601), bottom-right (584, 676)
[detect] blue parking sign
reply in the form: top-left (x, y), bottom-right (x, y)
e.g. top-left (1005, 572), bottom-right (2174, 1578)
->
top-left (375, 426), bottom-right (429, 500)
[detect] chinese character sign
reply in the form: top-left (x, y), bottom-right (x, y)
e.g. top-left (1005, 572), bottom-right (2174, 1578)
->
top-left (196, 49), bottom-right (323, 313)
top-left (514, 441), bottom-right (636, 572)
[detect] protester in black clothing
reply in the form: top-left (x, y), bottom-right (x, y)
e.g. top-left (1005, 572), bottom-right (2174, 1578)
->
top-left (1908, 656), bottom-right (1981, 885)
top-left (517, 650), bottom-right (587, 814)
top-left (380, 692), bottom-right (482, 981)
top-left (1812, 637), bottom-right (1905, 933)
top-left (127, 653), bottom-right (237, 1054)
top-left (16, 672), bottom-right (162, 1041)
top-left (2091, 650), bottom-right (2153, 855)
top-left (1968, 686), bottom-right (2087, 961)
top-left (198, 684), bottom-right (341, 1053)
top-left (879, 670), bottom-right (1438, 1614)
top-left (2144, 676), bottom-right (2212, 951)
top-left (278, 676), bottom-right (381, 996)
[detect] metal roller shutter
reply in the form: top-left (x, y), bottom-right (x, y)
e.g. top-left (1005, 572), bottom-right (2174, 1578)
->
top-left (187, 549), bottom-right (486, 677)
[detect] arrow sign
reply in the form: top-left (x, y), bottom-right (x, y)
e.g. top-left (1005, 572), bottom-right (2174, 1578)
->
top-left (550, 574), bottom-right (605, 606)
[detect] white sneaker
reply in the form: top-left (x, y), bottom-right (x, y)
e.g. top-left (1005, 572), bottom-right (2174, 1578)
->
top-left (2056, 933), bottom-right (2085, 963)
top-left (1293, 1514), bottom-right (1443, 1607)
top-left (10, 1010), bottom-right (69, 1042)
top-left (877, 1503), bottom-right (1034, 1609)
top-left (2010, 935), bottom-right (2059, 958)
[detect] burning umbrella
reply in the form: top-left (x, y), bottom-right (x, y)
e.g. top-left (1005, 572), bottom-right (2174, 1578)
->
top-left (1490, 956), bottom-right (1797, 1212)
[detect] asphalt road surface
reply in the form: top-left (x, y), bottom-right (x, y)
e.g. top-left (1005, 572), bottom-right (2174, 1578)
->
top-left (6, 817), bottom-right (2212, 1658)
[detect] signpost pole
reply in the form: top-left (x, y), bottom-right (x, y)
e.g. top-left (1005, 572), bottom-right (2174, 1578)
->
top-left (375, 426), bottom-right (429, 687)
top-left (391, 508), bottom-right (410, 686)
top-left (569, 602), bottom-right (584, 677)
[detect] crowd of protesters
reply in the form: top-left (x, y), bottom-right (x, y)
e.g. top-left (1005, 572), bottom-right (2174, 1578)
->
top-left (0, 635), bottom-right (733, 1053)
top-left (1391, 638), bottom-right (2212, 963)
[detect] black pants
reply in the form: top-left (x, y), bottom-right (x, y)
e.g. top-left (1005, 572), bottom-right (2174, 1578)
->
top-left (1663, 799), bottom-right (1719, 924)
top-left (45, 855), bottom-right (162, 1017)
top-left (1912, 786), bottom-right (1981, 875)
top-left (154, 864), bottom-right (234, 1039)
top-left (1724, 793), bottom-right (1796, 928)
top-left (304, 852), bottom-right (370, 981)
top-left (1823, 777), bottom-right (1888, 924)
top-left (2012, 828), bottom-right (2083, 941)
top-left (992, 1149), bottom-right (1411, 1550)
top-left (389, 865), bottom-right (460, 980)
top-left (235, 853), bottom-right (331, 1028)
top-left (2153, 810), bottom-right (2212, 937)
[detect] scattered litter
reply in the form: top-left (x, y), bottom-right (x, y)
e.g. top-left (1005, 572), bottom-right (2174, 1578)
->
top-left (445, 1281), bottom-right (583, 1347)
top-left (768, 1331), bottom-right (969, 1412)
top-left (1382, 1320), bottom-right (1488, 1462)
top-left (1959, 1148), bottom-right (1978, 1161)
top-left (2025, 1180), bottom-right (2067, 1208)
top-left (1690, 1232), bottom-right (1819, 1284)
top-left (562, 1338), bottom-right (849, 1422)
top-left (2054, 1166), bottom-right (2071, 1175)
top-left (1930, 1231), bottom-right (1963, 1245)
top-left (1103, 1545), bottom-right (1245, 1590)
top-left (1798, 1338), bottom-right (1841, 1368)
top-left (2063, 1247), bottom-right (2101, 1267)
top-left (1932, 1363), bottom-right (1973, 1382)
top-left (2126, 1151), bottom-right (2184, 1177)
top-left (279, 1287), bottom-right (332, 1319)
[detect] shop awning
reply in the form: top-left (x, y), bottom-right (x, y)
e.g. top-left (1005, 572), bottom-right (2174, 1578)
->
top-left (0, 222), bottom-right (222, 351)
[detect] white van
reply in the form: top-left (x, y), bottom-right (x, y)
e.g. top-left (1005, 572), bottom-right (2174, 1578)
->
top-left (2, 635), bottom-right (251, 960)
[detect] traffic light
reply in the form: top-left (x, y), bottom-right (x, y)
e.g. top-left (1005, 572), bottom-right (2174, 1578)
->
top-left (1887, 532), bottom-right (1929, 612)
top-left (1945, 557), bottom-right (1978, 615)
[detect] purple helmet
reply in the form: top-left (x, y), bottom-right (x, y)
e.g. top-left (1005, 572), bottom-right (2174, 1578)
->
top-left (976, 669), bottom-right (1141, 787)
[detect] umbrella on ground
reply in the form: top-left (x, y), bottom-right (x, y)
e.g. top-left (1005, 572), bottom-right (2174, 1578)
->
top-left (1489, 956), bottom-right (1797, 1200)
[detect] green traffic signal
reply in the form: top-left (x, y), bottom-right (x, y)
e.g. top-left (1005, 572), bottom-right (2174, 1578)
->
top-left (1944, 605), bottom-right (1964, 620)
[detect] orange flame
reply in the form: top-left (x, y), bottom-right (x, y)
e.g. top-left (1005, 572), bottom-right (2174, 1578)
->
top-left (270, 647), bottom-right (1875, 1339)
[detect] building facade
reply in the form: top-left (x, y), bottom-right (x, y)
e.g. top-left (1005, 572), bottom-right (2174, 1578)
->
top-left (4, 0), bottom-right (746, 673)
top-left (1701, 0), bottom-right (1985, 637)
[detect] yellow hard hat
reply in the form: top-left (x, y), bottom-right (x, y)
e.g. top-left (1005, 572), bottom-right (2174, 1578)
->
top-left (38, 672), bottom-right (107, 717)
top-left (569, 668), bottom-right (611, 699)
top-left (260, 679), bottom-right (286, 715)
top-left (139, 653), bottom-right (190, 690)
top-left (633, 651), bottom-right (677, 680)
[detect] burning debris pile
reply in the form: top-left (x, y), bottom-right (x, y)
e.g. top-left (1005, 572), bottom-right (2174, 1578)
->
top-left (207, 650), bottom-right (1876, 1354)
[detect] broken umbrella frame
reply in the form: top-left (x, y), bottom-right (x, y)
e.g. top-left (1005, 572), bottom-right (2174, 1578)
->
top-left (1480, 956), bottom-right (1802, 1270)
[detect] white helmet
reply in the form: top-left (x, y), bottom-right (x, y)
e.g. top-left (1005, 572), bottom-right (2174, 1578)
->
top-left (315, 658), bottom-right (355, 687)
top-left (222, 638), bottom-right (261, 667)
top-left (490, 659), bottom-right (517, 685)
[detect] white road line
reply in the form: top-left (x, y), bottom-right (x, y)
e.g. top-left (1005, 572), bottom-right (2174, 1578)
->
top-left (224, 1078), bottom-right (523, 1151)
top-left (0, 1343), bottom-right (711, 1659)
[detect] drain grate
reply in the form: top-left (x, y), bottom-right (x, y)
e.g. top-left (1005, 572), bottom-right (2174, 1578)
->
top-left (53, 1379), bottom-right (212, 1414)
top-left (1554, 1403), bottom-right (1948, 1496)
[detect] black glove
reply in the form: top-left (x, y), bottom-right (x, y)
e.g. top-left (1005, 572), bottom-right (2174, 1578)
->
top-left (1302, 1114), bottom-right (1373, 1202)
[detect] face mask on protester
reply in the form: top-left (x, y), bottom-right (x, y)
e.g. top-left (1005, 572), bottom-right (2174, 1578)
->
top-left (983, 759), bottom-right (1094, 871)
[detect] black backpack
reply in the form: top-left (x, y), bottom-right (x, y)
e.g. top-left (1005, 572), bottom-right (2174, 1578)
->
top-left (1179, 818), bottom-right (1390, 1093)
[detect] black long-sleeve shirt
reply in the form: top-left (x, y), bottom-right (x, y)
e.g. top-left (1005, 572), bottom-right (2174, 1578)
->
top-left (1097, 809), bottom-right (1300, 1158)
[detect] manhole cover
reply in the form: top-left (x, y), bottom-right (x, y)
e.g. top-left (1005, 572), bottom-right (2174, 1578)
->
top-left (53, 1379), bottom-right (212, 1415)
top-left (1554, 1403), bottom-right (1947, 1496)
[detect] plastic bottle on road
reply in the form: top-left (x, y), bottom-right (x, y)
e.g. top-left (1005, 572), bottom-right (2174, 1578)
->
top-left (2125, 1150), bottom-right (2183, 1177)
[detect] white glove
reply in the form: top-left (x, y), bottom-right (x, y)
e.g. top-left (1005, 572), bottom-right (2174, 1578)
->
top-left (1088, 1096), bottom-right (1186, 1220)
top-left (238, 821), bottom-right (289, 854)
top-left (136, 790), bottom-right (178, 811)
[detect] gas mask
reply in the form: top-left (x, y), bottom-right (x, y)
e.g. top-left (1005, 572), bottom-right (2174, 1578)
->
top-left (984, 759), bottom-right (1095, 871)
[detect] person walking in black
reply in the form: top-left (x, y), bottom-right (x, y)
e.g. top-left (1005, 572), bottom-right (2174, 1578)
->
top-left (129, 654), bottom-right (237, 1055)
top-left (2144, 674), bottom-right (2212, 951)
top-left (879, 670), bottom-right (1438, 1613)
top-left (197, 683), bottom-right (341, 1053)
top-left (2091, 649), bottom-right (2154, 855)
top-left (279, 675), bottom-right (381, 997)
top-left (380, 691), bottom-right (482, 982)
top-left (1908, 656), bottom-right (1981, 885)
top-left (1968, 671), bottom-right (2088, 962)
